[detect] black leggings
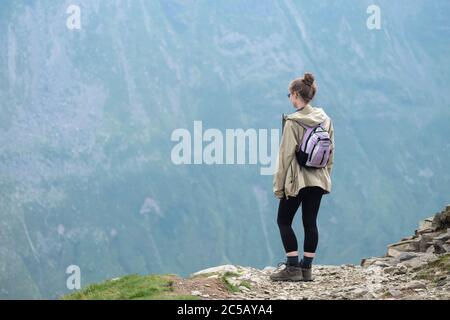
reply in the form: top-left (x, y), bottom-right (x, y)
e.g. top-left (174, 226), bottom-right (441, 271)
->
top-left (277, 186), bottom-right (324, 254)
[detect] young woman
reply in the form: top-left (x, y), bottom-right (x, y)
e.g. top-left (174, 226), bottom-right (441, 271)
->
top-left (270, 73), bottom-right (334, 282)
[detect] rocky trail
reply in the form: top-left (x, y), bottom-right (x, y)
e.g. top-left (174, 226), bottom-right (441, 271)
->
top-left (172, 205), bottom-right (450, 300)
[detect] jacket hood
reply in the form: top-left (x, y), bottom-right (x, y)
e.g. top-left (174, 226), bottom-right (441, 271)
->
top-left (285, 104), bottom-right (329, 127)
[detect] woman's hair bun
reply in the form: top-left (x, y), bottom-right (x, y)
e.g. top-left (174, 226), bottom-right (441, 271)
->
top-left (303, 73), bottom-right (315, 86)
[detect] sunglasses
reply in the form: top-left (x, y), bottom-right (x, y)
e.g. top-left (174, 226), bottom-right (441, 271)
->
top-left (287, 93), bottom-right (292, 98)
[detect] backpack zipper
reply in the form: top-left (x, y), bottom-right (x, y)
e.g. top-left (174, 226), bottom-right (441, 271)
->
top-left (304, 129), bottom-right (329, 148)
top-left (309, 138), bottom-right (330, 162)
top-left (320, 150), bottom-right (326, 165)
top-left (309, 142), bottom-right (318, 161)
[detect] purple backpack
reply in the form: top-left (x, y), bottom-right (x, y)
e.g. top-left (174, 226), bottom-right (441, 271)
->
top-left (295, 121), bottom-right (332, 169)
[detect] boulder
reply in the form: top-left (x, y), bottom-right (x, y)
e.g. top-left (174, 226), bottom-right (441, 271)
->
top-left (433, 229), bottom-right (450, 242)
top-left (419, 234), bottom-right (436, 252)
top-left (192, 264), bottom-right (239, 277)
top-left (388, 287), bottom-right (402, 298)
top-left (403, 280), bottom-right (427, 290)
top-left (398, 252), bottom-right (419, 262)
top-left (400, 252), bottom-right (439, 269)
top-left (432, 207), bottom-right (450, 231)
top-left (387, 238), bottom-right (421, 256)
top-left (416, 217), bottom-right (435, 235)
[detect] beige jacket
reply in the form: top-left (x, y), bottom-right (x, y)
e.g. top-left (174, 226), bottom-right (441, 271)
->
top-left (273, 104), bottom-right (334, 199)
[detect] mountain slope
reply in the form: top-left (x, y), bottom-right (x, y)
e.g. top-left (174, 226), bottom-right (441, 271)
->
top-left (1, 0), bottom-right (450, 298)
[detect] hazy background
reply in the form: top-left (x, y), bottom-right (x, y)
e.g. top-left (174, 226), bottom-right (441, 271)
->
top-left (0, 0), bottom-right (449, 299)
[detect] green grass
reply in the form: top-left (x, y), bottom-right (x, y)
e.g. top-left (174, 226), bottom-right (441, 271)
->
top-left (220, 271), bottom-right (251, 293)
top-left (413, 253), bottom-right (450, 283)
top-left (62, 274), bottom-right (200, 300)
top-left (189, 270), bottom-right (252, 294)
top-left (239, 280), bottom-right (252, 290)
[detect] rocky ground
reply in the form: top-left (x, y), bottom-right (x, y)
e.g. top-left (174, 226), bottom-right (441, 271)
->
top-left (176, 205), bottom-right (450, 300)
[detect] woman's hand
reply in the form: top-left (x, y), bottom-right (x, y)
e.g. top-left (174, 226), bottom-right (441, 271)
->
top-left (274, 190), bottom-right (285, 199)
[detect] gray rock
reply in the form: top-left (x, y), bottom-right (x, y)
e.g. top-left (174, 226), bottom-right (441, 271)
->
top-left (388, 238), bottom-right (421, 256)
top-left (353, 288), bottom-right (368, 297)
top-left (383, 266), bottom-right (396, 274)
top-left (383, 265), bottom-right (407, 275)
top-left (374, 260), bottom-right (391, 267)
top-left (433, 231), bottom-right (450, 242)
top-left (360, 257), bottom-right (377, 267)
top-left (436, 278), bottom-right (448, 287)
top-left (398, 252), bottom-right (419, 262)
top-left (401, 253), bottom-right (439, 269)
top-left (263, 266), bottom-right (276, 271)
top-left (416, 217), bottom-right (435, 235)
top-left (192, 264), bottom-right (239, 276)
top-left (404, 281), bottom-right (427, 290)
top-left (388, 288), bottom-right (402, 298)
top-left (426, 245), bottom-right (436, 254)
top-left (396, 265), bottom-right (408, 274)
top-left (433, 241), bottom-right (448, 254)
top-left (432, 209), bottom-right (450, 230)
top-left (344, 264), bottom-right (354, 268)
top-left (419, 233), bottom-right (442, 252)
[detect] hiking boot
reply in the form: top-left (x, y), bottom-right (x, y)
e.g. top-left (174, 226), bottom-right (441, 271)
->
top-left (301, 267), bottom-right (313, 281)
top-left (269, 262), bottom-right (303, 282)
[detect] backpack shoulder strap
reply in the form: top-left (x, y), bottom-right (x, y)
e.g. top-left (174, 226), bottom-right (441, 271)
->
top-left (323, 117), bottom-right (332, 132)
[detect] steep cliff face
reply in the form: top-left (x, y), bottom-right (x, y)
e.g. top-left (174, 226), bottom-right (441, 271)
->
top-left (64, 205), bottom-right (450, 300)
top-left (1, 0), bottom-right (450, 299)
